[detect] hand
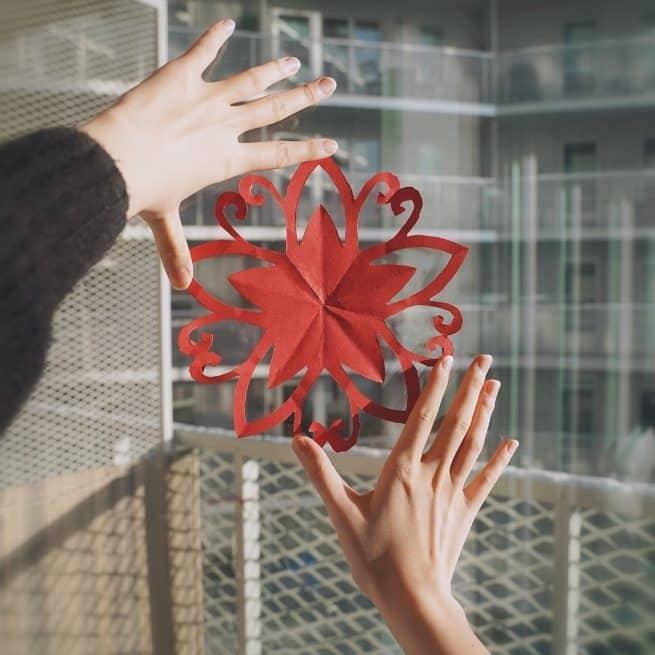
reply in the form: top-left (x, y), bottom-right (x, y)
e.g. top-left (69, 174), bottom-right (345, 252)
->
top-left (81, 19), bottom-right (337, 289)
top-left (292, 354), bottom-right (518, 655)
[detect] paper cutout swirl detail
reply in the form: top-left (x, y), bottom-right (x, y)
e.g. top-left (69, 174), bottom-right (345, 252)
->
top-left (178, 158), bottom-right (467, 451)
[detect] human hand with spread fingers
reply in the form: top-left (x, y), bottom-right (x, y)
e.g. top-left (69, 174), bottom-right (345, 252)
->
top-left (293, 354), bottom-right (518, 655)
top-left (82, 18), bottom-right (337, 289)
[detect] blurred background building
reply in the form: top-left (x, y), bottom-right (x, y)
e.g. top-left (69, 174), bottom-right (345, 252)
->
top-left (169, 0), bottom-right (655, 483)
top-left (0, 1), bottom-right (653, 654)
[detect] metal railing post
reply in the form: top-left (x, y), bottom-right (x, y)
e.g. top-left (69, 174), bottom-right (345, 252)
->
top-left (235, 455), bottom-right (262, 655)
top-left (552, 494), bottom-right (581, 655)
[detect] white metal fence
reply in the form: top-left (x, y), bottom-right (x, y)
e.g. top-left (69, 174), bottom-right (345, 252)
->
top-left (177, 425), bottom-right (655, 655)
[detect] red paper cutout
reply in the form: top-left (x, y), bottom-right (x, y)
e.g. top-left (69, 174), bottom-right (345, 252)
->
top-left (178, 158), bottom-right (467, 451)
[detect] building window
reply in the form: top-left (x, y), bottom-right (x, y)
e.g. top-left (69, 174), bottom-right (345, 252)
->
top-left (564, 142), bottom-right (597, 172)
top-left (564, 259), bottom-right (598, 332)
top-left (351, 138), bottom-right (381, 172)
top-left (173, 382), bottom-right (195, 423)
top-left (564, 260), bottom-right (598, 304)
top-left (644, 138), bottom-right (655, 167)
top-left (562, 386), bottom-right (595, 434)
top-left (641, 391), bottom-right (655, 429)
top-left (564, 142), bottom-right (597, 224)
top-left (419, 26), bottom-right (443, 47)
top-left (563, 21), bottom-right (596, 95)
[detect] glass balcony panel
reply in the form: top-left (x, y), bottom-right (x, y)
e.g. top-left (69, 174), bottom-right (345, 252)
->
top-left (168, 28), bottom-right (493, 104)
top-left (499, 35), bottom-right (655, 105)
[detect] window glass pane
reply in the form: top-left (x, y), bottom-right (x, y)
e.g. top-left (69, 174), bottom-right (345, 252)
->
top-left (563, 21), bottom-right (596, 94)
top-left (277, 14), bottom-right (310, 38)
top-left (644, 138), bottom-right (655, 167)
top-left (419, 26), bottom-right (443, 47)
top-left (323, 17), bottom-right (348, 39)
top-left (322, 17), bottom-right (349, 88)
top-left (352, 20), bottom-right (381, 94)
top-left (164, 5), bottom-right (655, 654)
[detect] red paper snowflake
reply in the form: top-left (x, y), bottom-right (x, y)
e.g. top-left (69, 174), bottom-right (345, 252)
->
top-left (178, 158), bottom-right (467, 451)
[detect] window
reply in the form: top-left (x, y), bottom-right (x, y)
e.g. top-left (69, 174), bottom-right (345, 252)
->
top-left (564, 142), bottom-right (597, 224)
top-left (419, 26), bottom-right (443, 47)
top-left (564, 260), bottom-right (598, 304)
top-left (562, 386), bottom-right (595, 434)
top-left (644, 138), bottom-right (655, 167)
top-left (641, 391), bottom-right (655, 429)
top-left (271, 10), bottom-right (320, 81)
top-left (564, 259), bottom-right (599, 332)
top-left (173, 382), bottom-right (195, 423)
top-left (352, 20), bottom-right (381, 94)
top-left (564, 142), bottom-right (597, 172)
top-left (417, 142), bottom-right (440, 174)
top-left (323, 17), bottom-right (348, 38)
top-left (563, 21), bottom-right (596, 94)
top-left (351, 138), bottom-right (380, 172)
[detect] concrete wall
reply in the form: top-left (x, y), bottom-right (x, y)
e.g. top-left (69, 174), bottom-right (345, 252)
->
top-left (498, 110), bottom-right (655, 173)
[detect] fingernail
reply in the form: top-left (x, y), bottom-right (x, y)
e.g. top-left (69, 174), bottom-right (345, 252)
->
top-left (222, 19), bottom-right (235, 33)
top-left (507, 440), bottom-right (519, 456)
top-left (318, 77), bottom-right (337, 96)
top-left (321, 139), bottom-right (338, 155)
top-left (292, 435), bottom-right (308, 455)
top-left (477, 354), bottom-right (492, 373)
top-left (172, 264), bottom-right (193, 290)
top-left (282, 56), bottom-right (301, 73)
top-left (440, 355), bottom-right (453, 370)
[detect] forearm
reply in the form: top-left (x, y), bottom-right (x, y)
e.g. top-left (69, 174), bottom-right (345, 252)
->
top-left (0, 127), bottom-right (127, 432)
top-left (375, 586), bottom-right (488, 655)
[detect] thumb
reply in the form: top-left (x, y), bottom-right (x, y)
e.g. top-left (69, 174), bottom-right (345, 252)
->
top-left (142, 209), bottom-right (193, 290)
top-left (292, 435), bottom-right (351, 518)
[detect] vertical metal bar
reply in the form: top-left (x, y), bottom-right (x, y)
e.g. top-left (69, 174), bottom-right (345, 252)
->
top-left (144, 452), bottom-right (175, 655)
top-left (552, 495), bottom-right (581, 655)
top-left (155, 0), bottom-right (173, 445)
top-left (234, 455), bottom-right (262, 655)
top-left (616, 199), bottom-right (633, 451)
top-left (509, 160), bottom-right (522, 439)
top-left (557, 188), bottom-right (569, 469)
top-left (523, 156), bottom-right (537, 461)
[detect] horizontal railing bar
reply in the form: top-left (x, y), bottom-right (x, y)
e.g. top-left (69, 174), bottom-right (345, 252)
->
top-left (175, 423), bottom-right (655, 517)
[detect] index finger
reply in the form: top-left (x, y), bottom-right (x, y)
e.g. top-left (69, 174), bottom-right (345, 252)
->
top-left (391, 355), bottom-right (453, 464)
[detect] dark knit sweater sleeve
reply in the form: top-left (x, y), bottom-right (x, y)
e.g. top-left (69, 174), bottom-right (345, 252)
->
top-left (0, 127), bottom-right (128, 433)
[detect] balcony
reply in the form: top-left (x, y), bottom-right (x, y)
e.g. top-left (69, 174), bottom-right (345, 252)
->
top-left (169, 27), bottom-right (494, 113)
top-left (460, 303), bottom-right (655, 366)
top-left (172, 303), bottom-right (655, 380)
top-left (170, 28), bottom-right (655, 114)
top-left (179, 172), bottom-right (504, 240)
top-left (176, 425), bottom-right (655, 655)
top-left (526, 169), bottom-right (655, 236)
top-left (180, 169), bottom-right (654, 243)
top-left (497, 34), bottom-right (655, 112)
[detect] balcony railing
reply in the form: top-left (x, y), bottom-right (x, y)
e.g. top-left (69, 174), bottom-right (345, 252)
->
top-left (172, 303), bottom-right (655, 376)
top-left (528, 169), bottom-right (655, 232)
top-left (459, 303), bottom-right (655, 361)
top-left (176, 425), bottom-right (655, 655)
top-left (170, 28), bottom-right (655, 110)
top-left (180, 169), bottom-right (654, 239)
top-left (169, 27), bottom-right (494, 106)
top-left (179, 172), bottom-right (504, 234)
top-left (498, 34), bottom-right (655, 106)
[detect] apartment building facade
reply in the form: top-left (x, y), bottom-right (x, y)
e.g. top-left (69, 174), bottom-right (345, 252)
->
top-left (169, 0), bottom-right (655, 481)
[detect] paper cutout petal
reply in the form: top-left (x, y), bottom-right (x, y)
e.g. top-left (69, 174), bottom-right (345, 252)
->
top-left (178, 158), bottom-right (467, 451)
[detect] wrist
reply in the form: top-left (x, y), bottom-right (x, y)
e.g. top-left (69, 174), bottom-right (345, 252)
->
top-left (374, 583), bottom-right (485, 655)
top-left (80, 104), bottom-right (144, 218)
